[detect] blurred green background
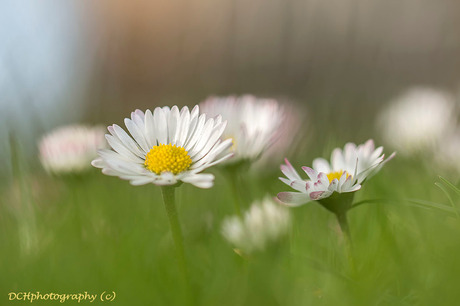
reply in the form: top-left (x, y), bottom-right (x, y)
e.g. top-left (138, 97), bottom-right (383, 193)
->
top-left (2, 0), bottom-right (460, 305)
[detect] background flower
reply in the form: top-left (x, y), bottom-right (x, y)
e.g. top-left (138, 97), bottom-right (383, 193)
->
top-left (200, 95), bottom-right (286, 164)
top-left (377, 87), bottom-right (457, 156)
top-left (222, 196), bottom-right (291, 253)
top-left (39, 125), bottom-right (106, 174)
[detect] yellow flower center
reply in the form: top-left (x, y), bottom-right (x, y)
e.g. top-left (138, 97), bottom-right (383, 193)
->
top-left (225, 134), bottom-right (237, 151)
top-left (327, 170), bottom-right (350, 183)
top-left (144, 143), bottom-right (192, 174)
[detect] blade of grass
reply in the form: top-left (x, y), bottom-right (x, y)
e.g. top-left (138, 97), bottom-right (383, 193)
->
top-left (438, 176), bottom-right (460, 197)
top-left (351, 198), bottom-right (458, 214)
top-left (435, 182), bottom-right (459, 218)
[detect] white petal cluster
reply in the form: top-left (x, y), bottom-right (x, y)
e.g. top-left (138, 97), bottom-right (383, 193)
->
top-left (222, 197), bottom-right (291, 253)
top-left (39, 125), bottom-right (106, 174)
top-left (200, 95), bottom-right (286, 163)
top-left (436, 131), bottom-right (460, 173)
top-left (92, 106), bottom-right (233, 188)
top-left (378, 87), bottom-right (457, 155)
top-left (257, 101), bottom-right (304, 166)
top-left (277, 140), bottom-right (394, 206)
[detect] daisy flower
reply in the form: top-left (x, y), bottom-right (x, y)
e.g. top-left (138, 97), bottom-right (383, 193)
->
top-left (222, 196), bottom-right (291, 254)
top-left (91, 106), bottom-right (233, 188)
top-left (436, 130), bottom-right (460, 174)
top-left (92, 105), bottom-right (233, 292)
top-left (277, 140), bottom-right (395, 209)
top-left (39, 125), bottom-right (106, 174)
top-left (200, 95), bottom-right (286, 164)
top-left (256, 100), bottom-right (305, 167)
top-left (378, 87), bottom-right (457, 155)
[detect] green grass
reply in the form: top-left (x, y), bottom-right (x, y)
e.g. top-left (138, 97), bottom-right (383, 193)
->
top-left (2, 152), bottom-right (460, 305)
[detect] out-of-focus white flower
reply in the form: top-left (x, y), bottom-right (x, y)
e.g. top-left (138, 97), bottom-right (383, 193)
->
top-left (436, 131), bottom-right (460, 173)
top-left (221, 197), bottom-right (291, 253)
top-left (92, 106), bottom-right (233, 188)
top-left (257, 100), bottom-right (305, 167)
top-left (378, 87), bottom-right (457, 155)
top-left (200, 95), bottom-right (286, 164)
top-left (277, 140), bottom-right (394, 208)
top-left (39, 125), bottom-right (106, 174)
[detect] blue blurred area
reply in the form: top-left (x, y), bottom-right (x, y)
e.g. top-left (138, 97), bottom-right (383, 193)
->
top-left (0, 0), bottom-right (94, 175)
top-left (2, 0), bottom-right (460, 177)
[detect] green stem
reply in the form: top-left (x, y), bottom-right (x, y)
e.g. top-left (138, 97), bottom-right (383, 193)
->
top-left (336, 212), bottom-right (356, 274)
top-left (10, 133), bottom-right (37, 255)
top-left (224, 170), bottom-right (243, 217)
top-left (161, 186), bottom-right (194, 304)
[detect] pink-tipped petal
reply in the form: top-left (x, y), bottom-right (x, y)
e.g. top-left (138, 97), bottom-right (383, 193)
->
top-left (281, 158), bottom-right (302, 181)
top-left (302, 166), bottom-right (318, 180)
top-left (277, 192), bottom-right (309, 207)
top-left (309, 191), bottom-right (325, 200)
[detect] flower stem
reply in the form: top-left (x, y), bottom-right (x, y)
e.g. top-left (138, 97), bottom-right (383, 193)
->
top-left (222, 169), bottom-right (243, 217)
top-left (228, 172), bottom-right (242, 217)
top-left (161, 186), bottom-right (194, 304)
top-left (336, 212), bottom-right (356, 274)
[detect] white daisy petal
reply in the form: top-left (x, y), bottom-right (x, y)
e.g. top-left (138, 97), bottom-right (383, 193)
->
top-left (189, 118), bottom-right (215, 157)
top-left (185, 114), bottom-right (206, 151)
top-left (277, 192), bottom-right (310, 207)
top-left (191, 141), bottom-right (233, 170)
top-left (124, 118), bottom-right (150, 153)
top-left (105, 135), bottom-right (143, 163)
top-left (168, 106), bottom-right (180, 145)
top-left (301, 166), bottom-right (318, 180)
top-left (312, 158), bottom-right (331, 173)
top-left (191, 121), bottom-right (227, 162)
top-left (130, 178), bottom-right (156, 186)
top-left (132, 109), bottom-right (145, 129)
top-left (191, 152), bottom-right (234, 173)
top-left (290, 180), bottom-right (307, 192)
top-left (154, 107), bottom-right (168, 145)
top-left (175, 106), bottom-right (191, 147)
top-left (281, 159), bottom-right (302, 181)
top-left (110, 124), bottom-right (145, 158)
top-left (181, 173), bottom-right (214, 189)
top-left (144, 110), bottom-right (156, 148)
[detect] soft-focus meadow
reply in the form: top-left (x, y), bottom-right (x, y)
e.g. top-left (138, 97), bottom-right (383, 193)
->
top-left (3, 1), bottom-right (460, 305)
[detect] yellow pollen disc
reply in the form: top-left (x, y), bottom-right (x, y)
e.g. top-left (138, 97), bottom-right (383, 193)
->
top-left (327, 170), bottom-right (350, 183)
top-left (144, 143), bottom-right (192, 175)
top-left (226, 134), bottom-right (237, 151)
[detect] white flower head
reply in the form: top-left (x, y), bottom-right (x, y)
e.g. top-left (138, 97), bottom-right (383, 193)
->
top-left (256, 100), bottom-right (305, 167)
top-left (436, 130), bottom-right (460, 174)
top-left (222, 196), bottom-right (291, 253)
top-left (92, 106), bottom-right (233, 188)
top-left (39, 125), bottom-right (106, 174)
top-left (200, 95), bottom-right (286, 163)
top-left (378, 87), bottom-right (457, 155)
top-left (277, 140), bottom-right (395, 207)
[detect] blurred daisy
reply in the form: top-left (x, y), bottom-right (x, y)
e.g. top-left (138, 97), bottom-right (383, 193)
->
top-left (378, 87), bottom-right (457, 155)
top-left (39, 125), bottom-right (106, 174)
top-left (92, 106), bottom-right (233, 188)
top-left (200, 95), bottom-right (286, 164)
top-left (277, 140), bottom-right (395, 209)
top-left (257, 100), bottom-right (305, 167)
top-left (436, 131), bottom-right (460, 173)
top-left (222, 197), bottom-right (290, 253)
